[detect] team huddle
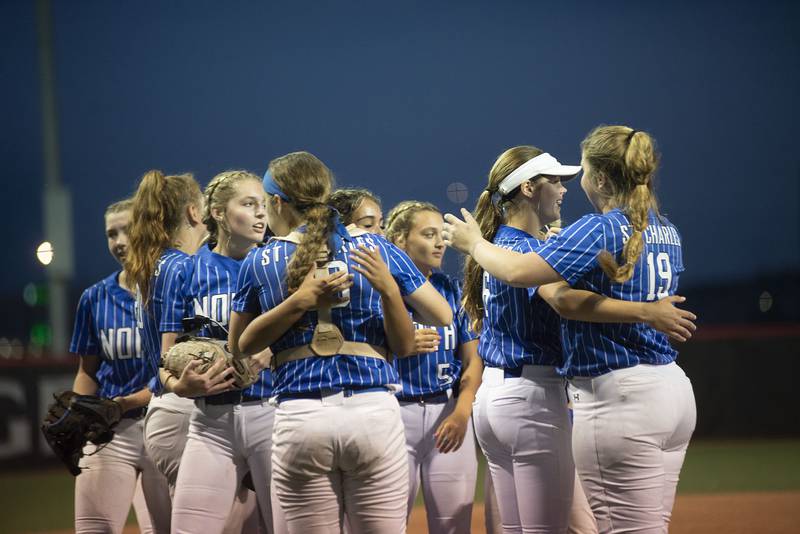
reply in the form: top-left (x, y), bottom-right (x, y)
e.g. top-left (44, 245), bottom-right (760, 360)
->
top-left (65, 125), bottom-right (698, 534)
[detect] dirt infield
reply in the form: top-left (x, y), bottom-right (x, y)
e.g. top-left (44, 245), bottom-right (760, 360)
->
top-left (39, 491), bottom-right (800, 534)
top-left (406, 491), bottom-right (800, 534)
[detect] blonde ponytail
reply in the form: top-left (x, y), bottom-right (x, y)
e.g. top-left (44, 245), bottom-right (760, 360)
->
top-left (582, 126), bottom-right (660, 283)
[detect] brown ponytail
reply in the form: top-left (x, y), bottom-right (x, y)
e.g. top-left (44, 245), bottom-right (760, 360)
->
top-left (581, 126), bottom-right (659, 283)
top-left (462, 145), bottom-right (544, 332)
top-left (268, 152), bottom-right (336, 293)
top-left (126, 170), bottom-right (201, 304)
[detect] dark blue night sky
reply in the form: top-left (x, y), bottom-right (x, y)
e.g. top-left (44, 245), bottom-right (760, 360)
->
top-left (2, 0), bottom-right (798, 295)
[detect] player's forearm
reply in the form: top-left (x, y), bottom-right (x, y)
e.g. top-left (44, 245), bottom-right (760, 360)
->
top-left (455, 340), bottom-right (482, 413)
top-left (472, 242), bottom-right (562, 288)
top-left (404, 282), bottom-right (453, 327)
top-left (540, 283), bottom-right (646, 323)
top-left (113, 388), bottom-right (152, 413)
top-left (72, 370), bottom-right (99, 396)
top-left (238, 296), bottom-right (306, 356)
top-left (381, 285), bottom-right (416, 357)
top-left (72, 355), bottom-right (100, 395)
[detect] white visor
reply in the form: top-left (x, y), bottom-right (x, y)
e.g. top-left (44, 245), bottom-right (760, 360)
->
top-left (497, 153), bottom-right (581, 196)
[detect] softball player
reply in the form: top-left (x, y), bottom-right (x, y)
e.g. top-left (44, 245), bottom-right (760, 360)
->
top-left (126, 170), bottom-right (235, 497)
top-left (171, 170), bottom-right (283, 534)
top-left (444, 127), bottom-right (697, 533)
top-left (384, 200), bottom-right (482, 534)
top-left (329, 188), bottom-right (384, 234)
top-left (71, 199), bottom-right (171, 534)
top-left (228, 151), bottom-right (454, 533)
top-left (460, 147), bottom-right (582, 534)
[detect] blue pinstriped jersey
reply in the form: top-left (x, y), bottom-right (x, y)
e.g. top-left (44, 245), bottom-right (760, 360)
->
top-left (232, 232), bottom-right (426, 396)
top-left (186, 244), bottom-right (272, 398)
top-left (69, 272), bottom-right (153, 398)
top-left (536, 209), bottom-right (685, 377)
top-left (394, 272), bottom-right (477, 397)
top-left (479, 225), bottom-right (562, 369)
top-left (136, 249), bottom-right (195, 393)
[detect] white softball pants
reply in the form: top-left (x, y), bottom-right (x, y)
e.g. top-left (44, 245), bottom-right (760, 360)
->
top-left (474, 366), bottom-right (574, 534)
top-left (482, 456), bottom-right (597, 534)
top-left (399, 394), bottom-right (477, 533)
top-left (143, 393), bottom-right (195, 492)
top-left (271, 390), bottom-right (408, 534)
top-left (569, 362), bottom-right (696, 534)
top-left (75, 417), bottom-right (171, 534)
top-left (171, 398), bottom-right (283, 534)
top-left (143, 393), bottom-right (260, 534)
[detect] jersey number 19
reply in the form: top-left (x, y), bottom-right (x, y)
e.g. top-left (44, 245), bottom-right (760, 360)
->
top-left (646, 252), bottom-right (672, 301)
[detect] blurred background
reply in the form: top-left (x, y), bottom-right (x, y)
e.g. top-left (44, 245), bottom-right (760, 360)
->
top-left (1, 0), bottom-right (798, 532)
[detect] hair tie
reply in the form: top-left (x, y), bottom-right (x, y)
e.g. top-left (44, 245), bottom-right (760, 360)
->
top-left (626, 129), bottom-right (639, 144)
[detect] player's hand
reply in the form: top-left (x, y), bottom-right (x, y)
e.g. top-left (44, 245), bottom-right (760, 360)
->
top-left (414, 328), bottom-right (440, 354)
top-left (350, 245), bottom-right (399, 297)
top-left (443, 208), bottom-right (484, 255)
top-left (249, 348), bottom-right (272, 373)
top-left (434, 407), bottom-right (469, 453)
top-left (293, 268), bottom-right (353, 311)
top-left (643, 296), bottom-right (697, 342)
top-left (172, 359), bottom-right (236, 397)
top-left (545, 226), bottom-right (561, 240)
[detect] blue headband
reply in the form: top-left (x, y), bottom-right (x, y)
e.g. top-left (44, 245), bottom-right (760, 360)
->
top-left (263, 170), bottom-right (291, 202)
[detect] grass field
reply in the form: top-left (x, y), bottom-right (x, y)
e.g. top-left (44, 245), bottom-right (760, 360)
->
top-left (1, 439), bottom-right (798, 533)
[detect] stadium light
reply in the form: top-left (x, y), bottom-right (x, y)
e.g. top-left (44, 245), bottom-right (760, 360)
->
top-left (37, 241), bottom-right (54, 265)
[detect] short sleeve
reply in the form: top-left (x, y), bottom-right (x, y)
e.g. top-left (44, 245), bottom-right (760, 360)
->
top-left (69, 289), bottom-right (99, 355)
top-left (456, 306), bottom-right (478, 344)
top-left (534, 214), bottom-right (606, 286)
top-left (232, 249), bottom-right (263, 314)
top-left (384, 242), bottom-right (426, 296)
top-left (158, 259), bottom-right (193, 333)
top-left (147, 374), bottom-right (162, 394)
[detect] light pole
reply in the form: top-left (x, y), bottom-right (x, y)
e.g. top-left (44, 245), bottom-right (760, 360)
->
top-left (36, 0), bottom-right (73, 355)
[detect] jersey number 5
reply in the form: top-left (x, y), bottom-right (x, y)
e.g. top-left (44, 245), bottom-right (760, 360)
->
top-left (437, 363), bottom-right (454, 385)
top-left (646, 252), bottom-right (672, 301)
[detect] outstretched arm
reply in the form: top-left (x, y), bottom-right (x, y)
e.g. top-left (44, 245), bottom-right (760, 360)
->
top-left (443, 209), bottom-right (562, 287)
top-left (537, 281), bottom-right (697, 342)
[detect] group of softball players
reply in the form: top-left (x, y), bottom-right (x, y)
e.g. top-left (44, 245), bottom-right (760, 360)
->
top-left (68, 124), bottom-right (698, 534)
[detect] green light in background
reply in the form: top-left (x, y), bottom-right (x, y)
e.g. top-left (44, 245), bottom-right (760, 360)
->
top-left (30, 323), bottom-right (52, 347)
top-left (22, 283), bottom-right (48, 307)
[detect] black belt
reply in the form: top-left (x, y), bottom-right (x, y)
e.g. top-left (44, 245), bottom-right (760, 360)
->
top-left (503, 367), bottom-right (524, 378)
top-left (122, 406), bottom-right (147, 420)
top-left (397, 390), bottom-right (451, 404)
top-left (204, 391), bottom-right (264, 405)
top-left (277, 386), bottom-right (388, 403)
